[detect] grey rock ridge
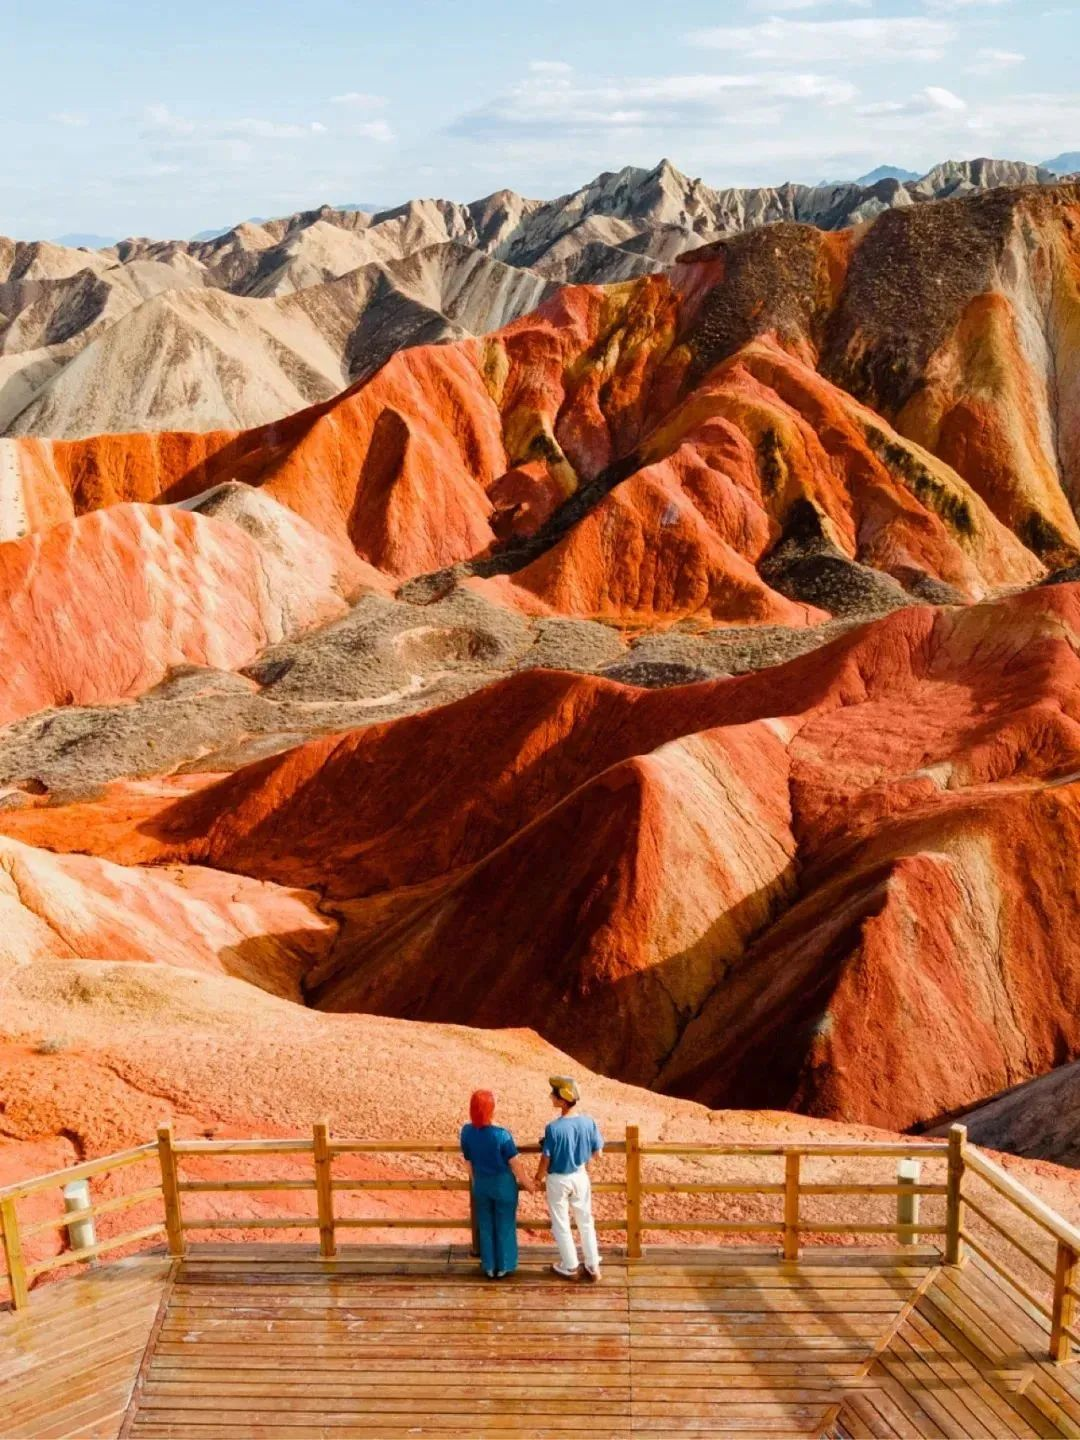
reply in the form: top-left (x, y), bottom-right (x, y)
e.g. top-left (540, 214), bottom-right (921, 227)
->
top-left (0, 155), bottom-right (1061, 439)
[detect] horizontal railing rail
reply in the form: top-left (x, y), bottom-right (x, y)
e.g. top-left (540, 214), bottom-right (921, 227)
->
top-left (1, 1120), bottom-right (1077, 1363)
top-left (633, 1133), bottom-right (949, 1260)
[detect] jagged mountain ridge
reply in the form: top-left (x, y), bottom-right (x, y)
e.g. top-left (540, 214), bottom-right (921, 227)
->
top-left (0, 156), bottom-right (1061, 439)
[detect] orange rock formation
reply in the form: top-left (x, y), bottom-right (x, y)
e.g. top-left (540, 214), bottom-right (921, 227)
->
top-left (4, 182), bottom-right (1080, 1199)
top-left (0, 502), bottom-right (374, 726)
top-left (5, 186), bottom-right (1077, 628)
top-left (8, 582), bottom-right (1080, 1132)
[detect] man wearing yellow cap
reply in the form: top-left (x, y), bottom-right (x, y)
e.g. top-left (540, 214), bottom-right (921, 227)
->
top-left (535, 1075), bottom-right (604, 1281)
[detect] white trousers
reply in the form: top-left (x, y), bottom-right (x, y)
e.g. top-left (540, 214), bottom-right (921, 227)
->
top-left (546, 1168), bottom-right (600, 1271)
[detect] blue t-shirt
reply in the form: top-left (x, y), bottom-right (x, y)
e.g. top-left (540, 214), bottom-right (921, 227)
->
top-left (542, 1113), bottom-right (604, 1175)
top-left (460, 1123), bottom-right (518, 1177)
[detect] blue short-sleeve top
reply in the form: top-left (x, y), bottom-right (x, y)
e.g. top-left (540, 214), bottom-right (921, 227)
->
top-left (460, 1123), bottom-right (519, 1177)
top-left (541, 1113), bottom-right (604, 1175)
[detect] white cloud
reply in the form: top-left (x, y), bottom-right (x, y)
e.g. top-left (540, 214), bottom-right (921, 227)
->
top-left (142, 104), bottom-right (196, 137)
top-left (860, 84), bottom-right (967, 118)
top-left (225, 118), bottom-right (328, 139)
top-left (330, 92), bottom-right (386, 109)
top-left (528, 60), bottom-right (574, 73)
top-left (347, 120), bottom-right (395, 143)
top-left (959, 90), bottom-right (1080, 144)
top-left (689, 16), bottom-right (954, 64)
top-left (966, 47), bottom-right (1024, 73)
top-left (747, 0), bottom-right (871, 8)
top-left (922, 0), bottom-right (1009, 10)
top-left (141, 107), bottom-right (330, 144)
top-left (449, 65), bottom-right (856, 142)
top-left (49, 112), bottom-right (89, 128)
top-left (925, 85), bottom-right (967, 111)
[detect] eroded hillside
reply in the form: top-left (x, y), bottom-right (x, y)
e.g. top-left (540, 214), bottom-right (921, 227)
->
top-left (3, 181), bottom-right (1080, 1170)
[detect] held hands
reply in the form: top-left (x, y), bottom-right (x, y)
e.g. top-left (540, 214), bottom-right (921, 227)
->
top-left (509, 1158), bottom-right (537, 1193)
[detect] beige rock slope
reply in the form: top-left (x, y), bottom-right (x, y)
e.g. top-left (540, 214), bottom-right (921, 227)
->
top-left (10, 287), bottom-right (352, 436)
top-left (0, 259), bottom-right (206, 430)
top-left (5, 244), bottom-right (551, 437)
top-left (944, 1062), bottom-right (1080, 1168)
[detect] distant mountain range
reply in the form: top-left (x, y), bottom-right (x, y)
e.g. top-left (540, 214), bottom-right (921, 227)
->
top-left (1043, 152), bottom-right (1080, 175)
top-left (53, 231), bottom-right (123, 249)
top-left (47, 157), bottom-right (1078, 253)
top-left (852, 165), bottom-right (921, 185)
top-left (2, 154), bottom-right (1071, 440)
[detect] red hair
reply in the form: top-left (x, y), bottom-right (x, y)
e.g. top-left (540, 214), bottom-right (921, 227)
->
top-left (469, 1090), bottom-right (495, 1127)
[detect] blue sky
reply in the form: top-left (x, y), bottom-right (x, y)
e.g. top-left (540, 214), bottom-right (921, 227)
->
top-left (3, 0), bottom-right (1077, 240)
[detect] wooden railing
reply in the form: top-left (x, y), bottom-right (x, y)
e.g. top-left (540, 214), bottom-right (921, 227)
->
top-left (952, 1124), bottom-right (1080, 1364)
top-left (2, 1121), bottom-right (1078, 1363)
top-left (0, 1144), bottom-right (162, 1309)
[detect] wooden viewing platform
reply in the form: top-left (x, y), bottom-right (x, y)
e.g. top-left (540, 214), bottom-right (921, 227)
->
top-left (3, 1124), bottom-right (1080, 1438)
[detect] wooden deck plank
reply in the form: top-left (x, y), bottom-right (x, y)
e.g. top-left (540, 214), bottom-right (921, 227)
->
top-left (870, 1351), bottom-right (971, 1439)
top-left (855, 1379), bottom-right (940, 1439)
top-left (0, 1255), bottom-right (168, 1440)
top-left (833, 1391), bottom-right (900, 1439)
top-left (129, 1429), bottom-right (634, 1439)
top-left (4, 1244), bottom-right (1075, 1438)
top-left (911, 1299), bottom-right (1050, 1438)
top-left (933, 1267), bottom-right (1078, 1435)
top-left (903, 1303), bottom-right (1040, 1439)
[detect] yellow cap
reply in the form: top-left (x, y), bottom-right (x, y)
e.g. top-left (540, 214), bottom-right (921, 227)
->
top-left (549, 1075), bottom-right (580, 1104)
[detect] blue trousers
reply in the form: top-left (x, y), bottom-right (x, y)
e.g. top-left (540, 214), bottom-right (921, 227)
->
top-left (472, 1171), bottom-right (519, 1275)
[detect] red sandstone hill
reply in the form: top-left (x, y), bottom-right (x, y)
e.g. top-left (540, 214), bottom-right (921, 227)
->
top-left (0, 498), bottom-right (377, 727)
top-left (4, 184), bottom-right (1078, 629)
top-left (7, 581), bottom-right (1080, 1134)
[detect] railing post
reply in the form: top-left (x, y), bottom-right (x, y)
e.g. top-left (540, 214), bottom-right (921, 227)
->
top-left (156, 1123), bottom-right (186, 1258)
top-left (783, 1152), bottom-right (800, 1262)
top-left (63, 1178), bottom-right (97, 1265)
top-left (945, 1124), bottom-right (966, 1266)
top-left (1, 1196), bottom-right (28, 1309)
top-left (625, 1125), bottom-right (642, 1260)
top-left (313, 1119), bottom-right (336, 1258)
top-left (896, 1159), bottom-right (920, 1247)
top-left (1051, 1241), bottom-right (1078, 1363)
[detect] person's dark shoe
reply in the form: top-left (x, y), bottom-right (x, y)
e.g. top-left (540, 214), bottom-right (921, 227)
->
top-left (583, 1266), bottom-right (601, 1283)
top-left (550, 1263), bottom-right (580, 1280)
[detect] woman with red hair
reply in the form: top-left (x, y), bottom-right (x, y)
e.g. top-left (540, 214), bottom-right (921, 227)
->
top-left (460, 1090), bottom-right (531, 1278)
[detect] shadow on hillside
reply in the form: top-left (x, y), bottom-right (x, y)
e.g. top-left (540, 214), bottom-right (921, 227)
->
top-left (162, 385), bottom-right (350, 505)
top-left (217, 857), bottom-right (822, 1118)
